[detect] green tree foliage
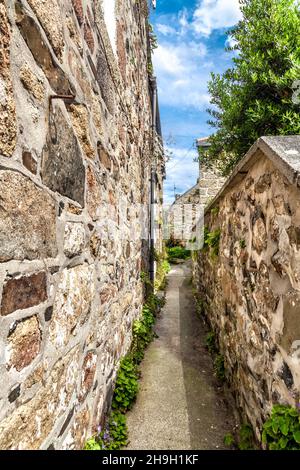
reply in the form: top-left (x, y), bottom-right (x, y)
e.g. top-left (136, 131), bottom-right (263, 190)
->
top-left (167, 246), bottom-right (191, 262)
top-left (205, 0), bottom-right (300, 175)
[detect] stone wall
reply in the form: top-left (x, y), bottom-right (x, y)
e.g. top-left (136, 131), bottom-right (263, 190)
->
top-left (198, 162), bottom-right (225, 209)
top-left (167, 161), bottom-right (224, 246)
top-left (193, 137), bottom-right (300, 442)
top-left (0, 0), bottom-right (164, 449)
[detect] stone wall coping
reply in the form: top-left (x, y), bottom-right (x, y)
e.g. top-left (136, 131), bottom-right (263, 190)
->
top-left (204, 135), bottom-right (300, 214)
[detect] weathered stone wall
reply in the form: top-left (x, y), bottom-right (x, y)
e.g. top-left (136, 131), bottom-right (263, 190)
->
top-left (198, 162), bottom-right (225, 209)
top-left (0, 0), bottom-right (164, 449)
top-left (193, 147), bottom-right (300, 442)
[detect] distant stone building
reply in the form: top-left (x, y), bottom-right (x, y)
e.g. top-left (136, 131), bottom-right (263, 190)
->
top-left (0, 0), bottom-right (164, 449)
top-left (197, 137), bottom-right (226, 210)
top-left (167, 184), bottom-right (200, 244)
top-left (167, 137), bottom-right (225, 246)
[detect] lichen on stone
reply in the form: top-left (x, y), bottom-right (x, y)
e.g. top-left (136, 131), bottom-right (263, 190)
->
top-left (7, 316), bottom-right (41, 372)
top-left (0, 170), bottom-right (57, 262)
top-left (19, 62), bottom-right (45, 102)
top-left (68, 104), bottom-right (96, 159)
top-left (0, 3), bottom-right (17, 157)
top-left (27, 0), bottom-right (65, 60)
top-left (66, 16), bottom-right (83, 54)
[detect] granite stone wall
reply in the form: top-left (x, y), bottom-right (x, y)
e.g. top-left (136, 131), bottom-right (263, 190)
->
top-left (0, 0), bottom-right (164, 449)
top-left (193, 145), bottom-right (300, 442)
top-left (198, 163), bottom-right (225, 209)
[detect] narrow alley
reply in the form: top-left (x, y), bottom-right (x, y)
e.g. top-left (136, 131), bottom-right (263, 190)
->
top-left (126, 262), bottom-right (236, 450)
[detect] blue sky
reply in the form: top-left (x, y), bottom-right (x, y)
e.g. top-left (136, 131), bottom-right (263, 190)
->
top-left (150, 0), bottom-right (242, 204)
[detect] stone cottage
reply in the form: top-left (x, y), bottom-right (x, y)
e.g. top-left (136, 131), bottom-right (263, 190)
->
top-left (0, 0), bottom-right (164, 449)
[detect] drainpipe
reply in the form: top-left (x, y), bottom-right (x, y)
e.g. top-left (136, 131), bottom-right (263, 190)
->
top-left (149, 77), bottom-right (157, 283)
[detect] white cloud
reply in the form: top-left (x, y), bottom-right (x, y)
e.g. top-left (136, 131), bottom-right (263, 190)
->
top-left (152, 3), bottom-right (238, 110)
top-left (193, 0), bottom-right (242, 36)
top-left (178, 8), bottom-right (189, 35)
top-left (225, 35), bottom-right (238, 49)
top-left (156, 9), bottom-right (191, 38)
top-left (153, 41), bottom-right (210, 109)
top-left (154, 43), bottom-right (186, 76)
top-left (156, 23), bottom-right (176, 36)
top-left (164, 146), bottom-right (199, 204)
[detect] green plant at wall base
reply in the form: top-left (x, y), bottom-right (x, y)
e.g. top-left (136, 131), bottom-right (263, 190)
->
top-left (140, 271), bottom-right (148, 282)
top-left (141, 249), bottom-right (170, 292)
top-left (154, 259), bottom-right (170, 292)
top-left (238, 423), bottom-right (255, 450)
top-left (113, 293), bottom-right (164, 409)
top-left (194, 297), bottom-right (206, 318)
top-left (85, 436), bottom-right (101, 450)
top-left (224, 433), bottom-right (235, 448)
top-left (214, 354), bottom-right (225, 381)
top-left (148, 292), bottom-right (165, 312)
top-left (196, 299), bottom-right (204, 317)
top-left (205, 331), bottom-right (217, 354)
top-left (84, 412), bottom-right (128, 451)
top-left (131, 305), bottom-right (156, 364)
top-left (107, 412), bottom-right (128, 449)
top-left (112, 357), bottom-right (139, 412)
top-left (224, 428), bottom-right (255, 450)
top-left (84, 289), bottom-right (165, 450)
top-left (203, 226), bottom-right (221, 258)
top-left (262, 404), bottom-right (300, 450)
top-left (140, 271), bottom-right (152, 289)
top-left (151, 247), bottom-right (160, 263)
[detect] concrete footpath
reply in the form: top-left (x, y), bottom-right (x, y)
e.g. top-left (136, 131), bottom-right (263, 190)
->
top-left (126, 261), bottom-right (236, 450)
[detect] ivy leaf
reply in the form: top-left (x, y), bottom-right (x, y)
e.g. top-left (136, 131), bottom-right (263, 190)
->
top-left (279, 436), bottom-right (289, 449)
top-left (272, 421), bottom-right (279, 434)
top-left (279, 418), bottom-right (289, 436)
top-left (288, 408), bottom-right (300, 417)
top-left (293, 430), bottom-right (300, 444)
top-left (269, 442), bottom-right (280, 450)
